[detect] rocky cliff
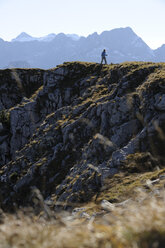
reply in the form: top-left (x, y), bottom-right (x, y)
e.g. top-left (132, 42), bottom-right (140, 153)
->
top-left (0, 61), bottom-right (165, 210)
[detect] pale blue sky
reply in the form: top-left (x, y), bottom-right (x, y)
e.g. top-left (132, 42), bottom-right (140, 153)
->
top-left (0, 0), bottom-right (165, 48)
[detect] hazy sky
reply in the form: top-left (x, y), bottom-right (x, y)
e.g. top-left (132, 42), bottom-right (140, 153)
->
top-left (0, 0), bottom-right (165, 48)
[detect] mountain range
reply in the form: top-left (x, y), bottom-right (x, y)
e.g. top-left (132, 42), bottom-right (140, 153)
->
top-left (11, 32), bottom-right (80, 42)
top-left (0, 27), bottom-right (165, 69)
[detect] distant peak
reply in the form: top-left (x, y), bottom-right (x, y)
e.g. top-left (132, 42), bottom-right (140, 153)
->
top-left (87, 32), bottom-right (98, 39)
top-left (66, 34), bottom-right (80, 40)
top-left (11, 32), bottom-right (34, 42)
top-left (125, 26), bottom-right (133, 31)
top-left (47, 33), bottom-right (56, 37)
top-left (16, 32), bottom-right (32, 38)
top-left (124, 27), bottom-right (136, 34)
top-left (90, 32), bottom-right (98, 36)
top-left (114, 27), bottom-right (135, 34)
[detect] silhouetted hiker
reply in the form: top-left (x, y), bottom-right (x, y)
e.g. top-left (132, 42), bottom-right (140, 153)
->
top-left (101, 49), bottom-right (107, 64)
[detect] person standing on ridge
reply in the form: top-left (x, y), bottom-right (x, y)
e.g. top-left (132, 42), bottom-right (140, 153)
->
top-left (101, 49), bottom-right (108, 64)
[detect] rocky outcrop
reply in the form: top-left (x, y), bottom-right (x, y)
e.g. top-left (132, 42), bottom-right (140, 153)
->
top-left (0, 68), bottom-right (44, 111)
top-left (0, 68), bottom-right (44, 165)
top-left (0, 61), bottom-right (165, 210)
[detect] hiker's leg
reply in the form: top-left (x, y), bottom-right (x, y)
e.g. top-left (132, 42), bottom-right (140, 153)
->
top-left (105, 57), bottom-right (107, 64)
top-left (101, 57), bottom-right (103, 64)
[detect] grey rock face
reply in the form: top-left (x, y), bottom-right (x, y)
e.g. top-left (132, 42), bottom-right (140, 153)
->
top-left (0, 61), bottom-right (165, 210)
top-left (10, 101), bottom-right (40, 159)
top-left (154, 94), bottom-right (165, 111)
top-left (0, 69), bottom-right (44, 111)
top-left (0, 123), bottom-right (3, 132)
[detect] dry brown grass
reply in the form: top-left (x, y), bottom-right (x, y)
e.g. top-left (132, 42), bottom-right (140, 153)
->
top-left (0, 188), bottom-right (165, 248)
